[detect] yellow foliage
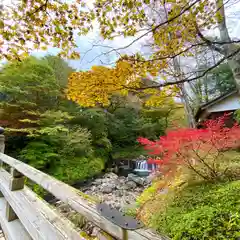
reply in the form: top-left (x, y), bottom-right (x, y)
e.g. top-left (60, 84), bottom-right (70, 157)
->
top-left (67, 60), bottom-right (147, 106)
top-left (1, 0), bottom-right (221, 63)
top-left (67, 59), bottom-right (180, 107)
top-left (0, 0), bottom-right (91, 60)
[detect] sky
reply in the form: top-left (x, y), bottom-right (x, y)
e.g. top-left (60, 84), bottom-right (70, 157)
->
top-left (31, 25), bottom-right (146, 71)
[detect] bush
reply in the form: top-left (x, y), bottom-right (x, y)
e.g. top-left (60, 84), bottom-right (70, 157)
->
top-left (139, 115), bottom-right (240, 182)
top-left (151, 180), bottom-right (240, 240)
top-left (19, 141), bottom-right (60, 170)
top-left (52, 157), bottom-right (105, 184)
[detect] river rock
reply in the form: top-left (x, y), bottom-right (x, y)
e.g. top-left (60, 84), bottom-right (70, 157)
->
top-left (77, 170), bottom-right (152, 211)
top-left (105, 172), bottom-right (118, 180)
top-left (101, 184), bottom-right (115, 194)
top-left (127, 173), bottom-right (146, 186)
top-left (125, 180), bottom-right (137, 189)
top-left (115, 190), bottom-right (124, 197)
top-left (93, 179), bottom-right (102, 185)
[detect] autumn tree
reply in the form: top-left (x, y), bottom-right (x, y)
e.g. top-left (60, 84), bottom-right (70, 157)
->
top-left (66, 0), bottom-right (240, 119)
top-left (1, 0), bottom-right (240, 120)
top-left (138, 115), bottom-right (240, 182)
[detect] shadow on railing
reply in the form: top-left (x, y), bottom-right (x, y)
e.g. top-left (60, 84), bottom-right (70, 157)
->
top-left (0, 128), bottom-right (168, 240)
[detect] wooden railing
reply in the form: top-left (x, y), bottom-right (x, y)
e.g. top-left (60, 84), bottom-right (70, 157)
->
top-left (0, 129), bottom-right (168, 240)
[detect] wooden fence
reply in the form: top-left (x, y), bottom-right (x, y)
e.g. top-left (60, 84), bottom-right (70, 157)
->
top-left (0, 129), bottom-right (168, 240)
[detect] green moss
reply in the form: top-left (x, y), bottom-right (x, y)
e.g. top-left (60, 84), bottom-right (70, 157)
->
top-left (76, 190), bottom-right (100, 204)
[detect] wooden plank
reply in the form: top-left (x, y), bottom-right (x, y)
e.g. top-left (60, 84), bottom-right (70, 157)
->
top-left (0, 169), bottom-right (85, 240)
top-left (0, 198), bottom-right (32, 240)
top-left (0, 153), bottom-right (167, 240)
top-left (23, 187), bottom-right (86, 240)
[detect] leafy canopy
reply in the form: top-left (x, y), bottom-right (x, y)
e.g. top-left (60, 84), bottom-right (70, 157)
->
top-left (1, 0), bottom-right (226, 107)
top-left (66, 0), bottom-right (223, 107)
top-left (0, 0), bottom-right (92, 60)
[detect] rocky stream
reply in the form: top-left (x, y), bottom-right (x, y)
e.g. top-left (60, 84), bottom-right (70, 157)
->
top-left (52, 157), bottom-right (156, 239)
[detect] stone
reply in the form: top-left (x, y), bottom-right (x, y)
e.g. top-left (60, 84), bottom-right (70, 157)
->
top-left (127, 173), bottom-right (145, 186)
top-left (125, 180), bottom-right (137, 189)
top-left (91, 186), bottom-right (97, 192)
top-left (93, 179), bottom-right (102, 185)
top-left (101, 183), bottom-right (115, 194)
top-left (104, 172), bottom-right (118, 180)
top-left (115, 190), bottom-right (123, 197)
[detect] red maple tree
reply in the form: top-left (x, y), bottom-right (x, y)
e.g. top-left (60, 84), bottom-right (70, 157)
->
top-left (138, 114), bottom-right (240, 181)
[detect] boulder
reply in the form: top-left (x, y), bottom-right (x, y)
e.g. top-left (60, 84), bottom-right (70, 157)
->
top-left (125, 180), bottom-right (137, 189)
top-left (93, 179), bottom-right (102, 185)
top-left (101, 186), bottom-right (113, 194)
top-left (127, 173), bottom-right (145, 186)
top-left (115, 190), bottom-right (124, 197)
top-left (101, 183), bottom-right (116, 194)
top-left (104, 172), bottom-right (118, 180)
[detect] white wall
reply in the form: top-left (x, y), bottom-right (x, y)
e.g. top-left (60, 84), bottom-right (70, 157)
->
top-left (208, 93), bottom-right (240, 113)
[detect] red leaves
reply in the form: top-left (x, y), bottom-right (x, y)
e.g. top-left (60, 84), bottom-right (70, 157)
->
top-left (138, 114), bottom-right (240, 180)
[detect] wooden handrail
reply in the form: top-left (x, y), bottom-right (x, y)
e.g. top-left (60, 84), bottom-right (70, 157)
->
top-left (0, 130), bottom-right (168, 240)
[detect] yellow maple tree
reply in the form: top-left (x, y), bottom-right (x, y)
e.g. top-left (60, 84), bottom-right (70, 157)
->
top-left (67, 57), bottom-right (177, 107)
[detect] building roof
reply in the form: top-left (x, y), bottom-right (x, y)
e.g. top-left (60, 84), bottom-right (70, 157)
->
top-left (195, 89), bottom-right (238, 121)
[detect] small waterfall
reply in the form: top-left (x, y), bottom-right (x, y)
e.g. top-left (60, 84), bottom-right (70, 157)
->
top-left (134, 159), bottom-right (157, 176)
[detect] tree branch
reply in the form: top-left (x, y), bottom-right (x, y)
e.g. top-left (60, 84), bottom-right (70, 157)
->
top-left (195, 24), bottom-right (225, 54)
top-left (101, 0), bottom-right (201, 56)
top-left (133, 47), bottom-right (240, 90)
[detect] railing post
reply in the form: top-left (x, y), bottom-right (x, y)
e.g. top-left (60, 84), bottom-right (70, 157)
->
top-left (6, 168), bottom-right (25, 222)
top-left (0, 126), bottom-right (5, 154)
top-left (0, 127), bottom-right (4, 198)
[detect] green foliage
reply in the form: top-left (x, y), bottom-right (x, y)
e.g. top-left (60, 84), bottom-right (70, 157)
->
top-left (212, 63), bottom-right (236, 94)
top-left (44, 55), bottom-right (75, 89)
top-left (52, 157), bottom-right (104, 184)
top-left (108, 107), bottom-right (141, 146)
top-left (71, 108), bottom-right (109, 143)
top-left (191, 63), bottom-right (236, 108)
top-left (151, 181), bottom-right (240, 240)
top-left (70, 108), bottom-right (112, 160)
top-left (0, 57), bottom-right (60, 109)
top-left (2, 57), bottom-right (171, 192)
top-left (20, 141), bottom-right (60, 170)
top-left (112, 145), bottom-right (146, 160)
top-left (19, 109), bottom-right (97, 184)
top-left (0, 57), bottom-right (61, 130)
top-left (234, 109), bottom-right (240, 124)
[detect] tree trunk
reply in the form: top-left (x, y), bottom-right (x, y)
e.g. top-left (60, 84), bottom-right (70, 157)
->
top-left (216, 0), bottom-right (240, 90)
top-left (173, 58), bottom-right (196, 128)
